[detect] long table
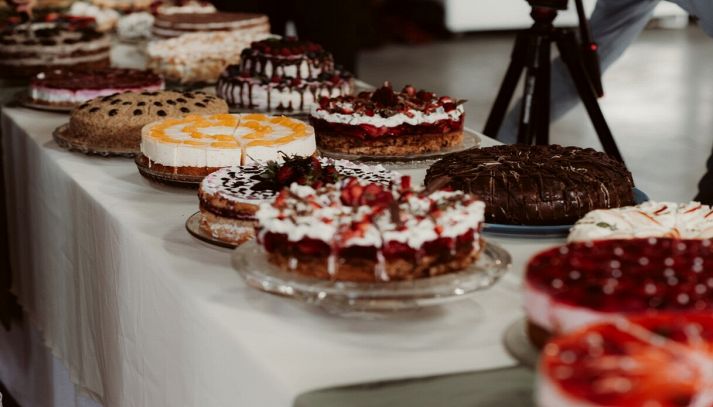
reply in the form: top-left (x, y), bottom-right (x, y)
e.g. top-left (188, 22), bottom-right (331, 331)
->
top-left (1, 94), bottom-right (564, 406)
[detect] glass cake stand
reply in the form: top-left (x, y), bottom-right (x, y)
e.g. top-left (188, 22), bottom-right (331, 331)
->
top-left (53, 124), bottom-right (139, 158)
top-left (318, 130), bottom-right (481, 168)
top-left (232, 240), bottom-right (511, 316)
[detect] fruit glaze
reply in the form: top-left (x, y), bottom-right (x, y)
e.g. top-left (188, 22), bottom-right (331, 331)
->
top-left (525, 238), bottom-right (713, 339)
top-left (310, 82), bottom-right (464, 139)
top-left (255, 176), bottom-right (485, 282)
top-left (539, 313), bottom-right (713, 407)
top-left (569, 201), bottom-right (713, 243)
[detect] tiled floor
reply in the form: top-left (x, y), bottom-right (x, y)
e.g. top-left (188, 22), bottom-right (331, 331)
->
top-left (359, 25), bottom-right (713, 202)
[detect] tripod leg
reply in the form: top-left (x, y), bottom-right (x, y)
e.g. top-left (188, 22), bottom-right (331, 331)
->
top-left (483, 32), bottom-right (528, 140)
top-left (534, 33), bottom-right (551, 146)
top-left (518, 32), bottom-right (552, 146)
top-left (556, 30), bottom-right (625, 164)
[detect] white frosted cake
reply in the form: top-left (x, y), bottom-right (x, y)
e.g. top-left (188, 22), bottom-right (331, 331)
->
top-left (568, 201), bottom-right (713, 242)
top-left (216, 37), bottom-right (353, 112)
top-left (139, 113), bottom-right (316, 177)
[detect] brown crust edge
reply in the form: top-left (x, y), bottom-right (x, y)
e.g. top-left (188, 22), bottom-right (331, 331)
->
top-left (136, 153), bottom-right (222, 177)
top-left (316, 130), bottom-right (464, 156)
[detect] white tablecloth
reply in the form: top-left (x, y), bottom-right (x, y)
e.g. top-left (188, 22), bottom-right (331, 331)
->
top-left (1, 105), bottom-right (564, 406)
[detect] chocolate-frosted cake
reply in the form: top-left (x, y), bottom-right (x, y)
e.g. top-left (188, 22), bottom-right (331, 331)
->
top-left (425, 144), bottom-right (635, 225)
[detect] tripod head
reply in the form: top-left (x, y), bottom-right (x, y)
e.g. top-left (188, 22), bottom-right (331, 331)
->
top-left (527, 0), bottom-right (568, 11)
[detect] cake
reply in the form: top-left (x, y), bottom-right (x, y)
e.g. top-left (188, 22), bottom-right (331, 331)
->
top-left (538, 313), bottom-right (713, 407)
top-left (310, 82), bottom-right (465, 156)
top-left (255, 176), bottom-right (485, 282)
top-left (65, 90), bottom-right (227, 152)
top-left (146, 30), bottom-right (273, 84)
top-left (67, 1), bottom-right (120, 32)
top-left (216, 37), bottom-right (354, 113)
top-left (30, 68), bottom-right (164, 108)
top-left (198, 155), bottom-right (395, 244)
top-left (151, 11), bottom-right (269, 38)
top-left (90, 0), bottom-right (150, 11)
top-left (569, 201), bottom-right (713, 242)
top-left (425, 144), bottom-right (635, 225)
top-left (139, 113), bottom-right (316, 178)
top-left (117, 12), bottom-right (154, 42)
top-left (0, 19), bottom-right (110, 78)
top-left (524, 238), bottom-right (713, 348)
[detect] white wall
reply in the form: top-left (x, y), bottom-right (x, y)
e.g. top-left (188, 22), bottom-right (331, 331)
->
top-left (441, 0), bottom-right (688, 32)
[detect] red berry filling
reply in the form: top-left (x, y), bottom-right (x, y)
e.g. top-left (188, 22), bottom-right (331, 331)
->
top-left (527, 238), bottom-right (713, 313)
top-left (310, 117), bottom-right (464, 140)
top-left (542, 313), bottom-right (713, 407)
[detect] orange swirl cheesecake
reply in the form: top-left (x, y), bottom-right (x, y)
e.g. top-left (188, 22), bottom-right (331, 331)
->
top-left (139, 113), bottom-right (316, 177)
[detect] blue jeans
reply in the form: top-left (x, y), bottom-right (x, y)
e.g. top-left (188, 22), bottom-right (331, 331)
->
top-left (496, 0), bottom-right (713, 202)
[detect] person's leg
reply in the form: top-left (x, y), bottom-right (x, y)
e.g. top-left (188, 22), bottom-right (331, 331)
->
top-left (496, 0), bottom-right (661, 143)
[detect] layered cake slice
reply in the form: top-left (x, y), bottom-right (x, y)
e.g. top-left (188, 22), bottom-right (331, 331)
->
top-left (65, 90), bottom-right (227, 152)
top-left (310, 82), bottom-right (465, 156)
top-left (198, 155), bottom-right (395, 244)
top-left (217, 37), bottom-right (354, 113)
top-left (538, 313), bottom-right (713, 407)
top-left (31, 68), bottom-right (164, 108)
top-left (426, 144), bottom-right (635, 225)
top-left (569, 201), bottom-right (713, 242)
top-left (140, 113), bottom-right (316, 177)
top-left (255, 176), bottom-right (485, 282)
top-left (525, 238), bottom-right (713, 348)
top-left (0, 18), bottom-right (110, 78)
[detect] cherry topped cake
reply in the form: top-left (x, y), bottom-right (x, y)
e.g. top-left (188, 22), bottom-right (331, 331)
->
top-left (525, 238), bottom-right (713, 348)
top-left (30, 68), bottom-right (164, 108)
top-left (217, 37), bottom-right (354, 113)
top-left (198, 155), bottom-right (395, 245)
top-left (426, 144), bottom-right (635, 225)
top-left (310, 82), bottom-right (465, 156)
top-left (569, 201), bottom-right (713, 242)
top-left (255, 176), bottom-right (485, 282)
top-left (538, 313), bottom-right (713, 407)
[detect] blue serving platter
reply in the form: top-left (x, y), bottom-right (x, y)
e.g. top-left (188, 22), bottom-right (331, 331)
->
top-left (482, 188), bottom-right (650, 237)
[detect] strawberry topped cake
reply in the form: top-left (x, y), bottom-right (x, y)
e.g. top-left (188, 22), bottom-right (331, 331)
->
top-left (30, 68), bottom-right (164, 108)
top-left (310, 82), bottom-right (465, 156)
top-left (198, 155), bottom-right (395, 245)
top-left (217, 37), bottom-right (354, 113)
top-left (539, 313), bottom-right (713, 407)
top-left (569, 201), bottom-right (713, 243)
top-left (255, 176), bottom-right (485, 282)
top-left (525, 238), bottom-right (713, 348)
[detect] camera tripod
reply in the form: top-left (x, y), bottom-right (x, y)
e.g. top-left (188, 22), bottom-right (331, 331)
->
top-left (483, 0), bottom-right (624, 163)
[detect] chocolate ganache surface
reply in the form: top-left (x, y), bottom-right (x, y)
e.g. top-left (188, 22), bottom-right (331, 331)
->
top-left (424, 144), bottom-right (635, 225)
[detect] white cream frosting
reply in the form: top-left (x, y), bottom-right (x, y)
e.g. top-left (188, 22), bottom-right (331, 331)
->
top-left (524, 281), bottom-right (613, 335)
top-left (242, 57), bottom-right (326, 80)
top-left (310, 103), bottom-right (464, 128)
top-left (146, 31), bottom-right (273, 83)
top-left (568, 201), bottom-right (713, 243)
top-left (30, 83), bottom-right (163, 105)
top-left (141, 113), bottom-right (316, 168)
top-left (68, 2), bottom-right (120, 32)
top-left (256, 178), bottom-right (485, 251)
top-left (218, 78), bottom-right (352, 112)
top-left (117, 12), bottom-right (154, 41)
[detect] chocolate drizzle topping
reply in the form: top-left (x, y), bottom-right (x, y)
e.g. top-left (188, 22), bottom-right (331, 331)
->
top-left (425, 144), bottom-right (635, 225)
